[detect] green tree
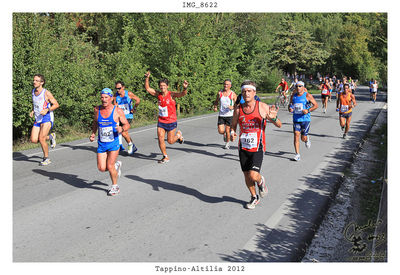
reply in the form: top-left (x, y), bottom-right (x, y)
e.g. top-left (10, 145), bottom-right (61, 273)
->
top-left (270, 18), bottom-right (330, 77)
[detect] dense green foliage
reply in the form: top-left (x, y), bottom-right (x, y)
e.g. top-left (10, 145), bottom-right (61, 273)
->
top-left (13, 12), bottom-right (387, 140)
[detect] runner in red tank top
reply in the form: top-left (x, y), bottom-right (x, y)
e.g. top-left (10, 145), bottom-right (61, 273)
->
top-left (144, 71), bottom-right (189, 163)
top-left (238, 101), bottom-right (266, 153)
top-left (337, 83), bottom-right (356, 139)
top-left (231, 80), bottom-right (282, 209)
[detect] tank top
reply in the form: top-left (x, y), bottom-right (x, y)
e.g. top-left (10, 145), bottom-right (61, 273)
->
top-left (32, 88), bottom-right (53, 123)
top-left (158, 91), bottom-right (177, 124)
top-left (219, 90), bottom-right (234, 117)
top-left (97, 106), bottom-right (119, 144)
top-left (321, 84), bottom-right (330, 95)
top-left (339, 93), bottom-right (353, 114)
top-left (292, 92), bottom-right (311, 122)
top-left (238, 101), bottom-right (266, 152)
top-left (116, 91), bottom-right (133, 119)
top-left (372, 83), bottom-right (378, 92)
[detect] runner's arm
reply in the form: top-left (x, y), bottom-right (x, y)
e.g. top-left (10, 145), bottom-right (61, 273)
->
top-left (213, 92), bottom-right (220, 111)
top-left (230, 105), bottom-right (240, 141)
top-left (231, 92), bottom-right (237, 109)
top-left (89, 106), bottom-right (99, 141)
top-left (172, 80), bottom-right (189, 98)
top-left (128, 91), bottom-right (140, 113)
top-left (261, 102), bottom-right (281, 128)
top-left (144, 71), bottom-right (157, 97)
top-left (42, 90), bottom-right (59, 115)
top-left (116, 107), bottom-right (130, 133)
top-left (351, 94), bottom-right (357, 108)
top-left (306, 93), bottom-right (319, 112)
top-left (288, 93), bottom-right (295, 112)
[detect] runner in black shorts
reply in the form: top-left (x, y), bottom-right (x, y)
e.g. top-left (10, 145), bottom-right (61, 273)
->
top-left (231, 80), bottom-right (282, 209)
top-left (213, 79), bottom-right (237, 149)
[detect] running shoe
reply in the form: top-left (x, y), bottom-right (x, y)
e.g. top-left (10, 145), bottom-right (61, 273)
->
top-left (343, 133), bottom-right (347, 139)
top-left (293, 154), bottom-right (301, 161)
top-left (158, 155), bottom-right (170, 164)
top-left (115, 161), bottom-right (122, 177)
top-left (177, 130), bottom-right (184, 144)
top-left (49, 133), bottom-right (56, 148)
top-left (257, 175), bottom-right (268, 198)
top-left (127, 143), bottom-right (133, 154)
top-left (223, 142), bottom-right (230, 149)
top-left (131, 144), bottom-right (138, 154)
top-left (341, 126), bottom-right (345, 132)
top-left (39, 158), bottom-right (51, 166)
top-left (246, 195), bottom-right (260, 209)
top-left (108, 185), bottom-right (120, 196)
top-left (305, 136), bottom-right (311, 149)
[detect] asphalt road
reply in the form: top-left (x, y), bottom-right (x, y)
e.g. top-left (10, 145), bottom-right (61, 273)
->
top-left (13, 86), bottom-right (386, 262)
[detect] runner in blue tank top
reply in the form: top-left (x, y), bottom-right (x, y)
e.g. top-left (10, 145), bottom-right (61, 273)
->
top-left (90, 88), bottom-right (130, 196)
top-left (113, 81), bottom-right (140, 155)
top-left (29, 74), bottom-right (59, 166)
top-left (288, 81), bottom-right (318, 161)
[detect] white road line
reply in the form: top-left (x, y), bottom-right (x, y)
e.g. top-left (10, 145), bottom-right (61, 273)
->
top-left (13, 113), bottom-right (217, 159)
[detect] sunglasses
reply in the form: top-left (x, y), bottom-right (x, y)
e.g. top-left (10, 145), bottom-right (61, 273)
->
top-left (296, 85), bottom-right (303, 87)
top-left (115, 87), bottom-right (122, 90)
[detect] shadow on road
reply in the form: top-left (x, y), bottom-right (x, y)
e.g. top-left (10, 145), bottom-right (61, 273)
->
top-left (264, 150), bottom-right (293, 160)
top-left (273, 128), bottom-right (339, 140)
top-left (219, 104), bottom-right (385, 262)
top-left (168, 140), bottom-right (239, 161)
top-left (125, 174), bottom-right (246, 206)
top-left (32, 169), bottom-right (109, 193)
top-left (13, 152), bottom-right (43, 163)
top-left (60, 144), bottom-right (97, 153)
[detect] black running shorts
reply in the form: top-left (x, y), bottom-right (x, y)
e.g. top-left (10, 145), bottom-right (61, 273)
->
top-left (239, 148), bottom-right (264, 172)
top-left (217, 116), bottom-right (233, 126)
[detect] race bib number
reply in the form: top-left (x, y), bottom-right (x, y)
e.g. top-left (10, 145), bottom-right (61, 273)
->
top-left (158, 105), bottom-right (168, 117)
top-left (99, 126), bottom-right (115, 142)
top-left (240, 132), bottom-right (258, 150)
top-left (322, 90), bottom-right (329, 95)
top-left (119, 104), bottom-right (130, 115)
top-left (340, 105), bottom-right (349, 113)
top-left (294, 103), bottom-right (304, 115)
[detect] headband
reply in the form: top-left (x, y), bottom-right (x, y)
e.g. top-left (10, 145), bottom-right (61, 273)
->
top-left (241, 85), bottom-right (256, 91)
top-left (101, 88), bottom-right (113, 97)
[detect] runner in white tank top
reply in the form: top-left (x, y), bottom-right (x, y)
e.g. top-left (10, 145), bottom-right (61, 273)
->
top-left (213, 79), bottom-right (237, 149)
top-left (29, 74), bottom-right (59, 166)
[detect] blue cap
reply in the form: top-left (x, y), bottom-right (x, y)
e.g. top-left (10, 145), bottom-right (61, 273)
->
top-left (101, 88), bottom-right (113, 97)
top-left (297, 81), bottom-right (305, 86)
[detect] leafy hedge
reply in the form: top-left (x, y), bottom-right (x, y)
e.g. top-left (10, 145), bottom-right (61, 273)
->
top-left (13, 13), bottom-right (387, 140)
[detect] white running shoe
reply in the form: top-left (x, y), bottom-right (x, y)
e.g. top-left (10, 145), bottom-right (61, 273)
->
top-left (39, 158), bottom-right (51, 166)
top-left (49, 133), bottom-right (56, 148)
top-left (293, 154), bottom-right (301, 161)
top-left (158, 155), bottom-right (170, 164)
top-left (115, 161), bottom-right (122, 177)
top-left (223, 142), bottom-right (230, 149)
top-left (305, 137), bottom-right (311, 149)
top-left (127, 143), bottom-right (133, 154)
top-left (257, 175), bottom-right (268, 198)
top-left (177, 130), bottom-right (184, 144)
top-left (246, 195), bottom-right (260, 209)
top-left (108, 185), bottom-right (120, 196)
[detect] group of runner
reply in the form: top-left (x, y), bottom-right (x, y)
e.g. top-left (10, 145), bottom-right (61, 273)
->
top-left (29, 72), bottom-right (363, 208)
